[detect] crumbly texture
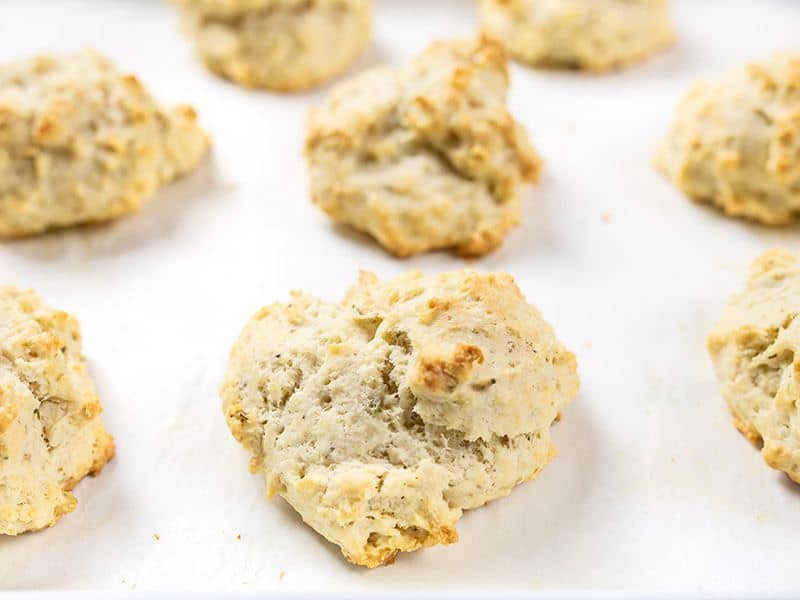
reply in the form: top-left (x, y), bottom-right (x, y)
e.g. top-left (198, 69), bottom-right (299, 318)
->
top-left (708, 250), bottom-right (800, 484)
top-left (305, 36), bottom-right (540, 258)
top-left (656, 54), bottom-right (800, 225)
top-left (0, 287), bottom-right (114, 535)
top-left (479, 0), bottom-right (674, 72)
top-left (221, 270), bottom-right (579, 567)
top-left (0, 49), bottom-right (209, 238)
top-left (173, 0), bottom-right (372, 91)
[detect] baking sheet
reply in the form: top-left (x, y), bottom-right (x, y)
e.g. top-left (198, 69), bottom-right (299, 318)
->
top-left (1, 0), bottom-right (800, 594)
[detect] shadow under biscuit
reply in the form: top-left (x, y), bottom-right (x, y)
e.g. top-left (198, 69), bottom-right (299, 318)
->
top-left (271, 496), bottom-right (366, 570)
top-left (451, 397), bottom-right (599, 553)
top-left (0, 471), bottom-right (130, 590)
top-left (336, 397), bottom-right (600, 578)
top-left (778, 474), bottom-right (800, 497)
top-left (478, 174), bottom-right (558, 265)
top-left (674, 194), bottom-right (800, 253)
top-left (330, 222), bottom-right (387, 256)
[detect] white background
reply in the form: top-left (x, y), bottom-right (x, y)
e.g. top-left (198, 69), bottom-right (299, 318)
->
top-left (1, 0), bottom-right (799, 594)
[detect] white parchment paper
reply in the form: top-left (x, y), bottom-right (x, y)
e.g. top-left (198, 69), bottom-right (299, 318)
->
top-left (1, 0), bottom-right (799, 594)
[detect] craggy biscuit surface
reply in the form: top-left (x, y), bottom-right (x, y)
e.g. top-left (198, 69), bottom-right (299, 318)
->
top-left (657, 54), bottom-right (800, 225)
top-left (305, 36), bottom-right (540, 257)
top-left (222, 270), bottom-right (579, 567)
top-left (708, 250), bottom-right (800, 484)
top-left (0, 49), bottom-right (209, 238)
top-left (173, 0), bottom-right (372, 91)
top-left (479, 0), bottom-right (674, 72)
top-left (0, 287), bottom-right (114, 535)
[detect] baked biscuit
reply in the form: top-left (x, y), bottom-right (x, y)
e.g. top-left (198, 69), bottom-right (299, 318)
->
top-left (0, 49), bottom-right (209, 238)
top-left (0, 287), bottom-right (114, 535)
top-left (173, 0), bottom-right (372, 91)
top-left (479, 0), bottom-right (674, 72)
top-left (305, 36), bottom-right (540, 258)
top-left (708, 250), bottom-right (800, 484)
top-left (656, 54), bottom-right (800, 225)
top-left (221, 270), bottom-right (579, 567)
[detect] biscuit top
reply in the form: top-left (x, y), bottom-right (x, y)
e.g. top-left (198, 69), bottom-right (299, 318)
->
top-left (342, 270), bottom-right (576, 440)
top-left (0, 48), bottom-right (206, 185)
top-left (0, 49), bottom-right (113, 106)
top-left (0, 50), bottom-right (141, 153)
top-left (0, 287), bottom-right (95, 421)
top-left (306, 36), bottom-right (540, 202)
top-left (0, 49), bottom-right (150, 147)
top-left (224, 269), bottom-right (578, 455)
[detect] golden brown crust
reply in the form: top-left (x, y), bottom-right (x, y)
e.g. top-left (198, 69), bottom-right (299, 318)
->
top-left (417, 344), bottom-right (485, 393)
top-left (731, 412), bottom-right (763, 447)
top-left (359, 523), bottom-right (459, 568)
top-left (89, 433), bottom-right (116, 477)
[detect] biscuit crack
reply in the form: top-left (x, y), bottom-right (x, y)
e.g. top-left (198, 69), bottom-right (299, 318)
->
top-left (746, 313), bottom-right (797, 400)
top-left (0, 354), bottom-right (62, 455)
